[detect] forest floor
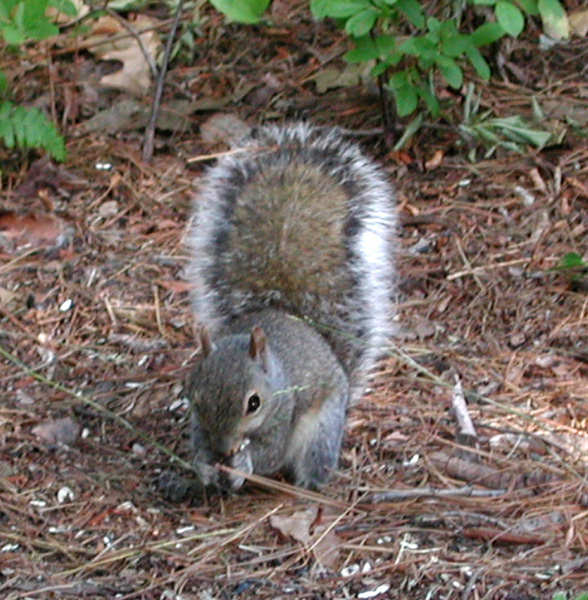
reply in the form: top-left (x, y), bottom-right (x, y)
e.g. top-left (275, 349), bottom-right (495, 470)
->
top-left (1, 2), bottom-right (588, 599)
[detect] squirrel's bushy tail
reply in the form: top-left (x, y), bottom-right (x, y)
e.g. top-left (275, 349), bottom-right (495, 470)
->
top-left (188, 123), bottom-right (396, 401)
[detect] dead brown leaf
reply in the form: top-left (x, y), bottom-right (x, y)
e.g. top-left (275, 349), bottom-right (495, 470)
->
top-left (32, 416), bottom-right (81, 447)
top-left (0, 212), bottom-right (72, 252)
top-left (270, 506), bottom-right (342, 569)
top-left (86, 15), bottom-right (162, 95)
top-left (569, 9), bottom-right (588, 37)
top-left (270, 507), bottom-right (314, 544)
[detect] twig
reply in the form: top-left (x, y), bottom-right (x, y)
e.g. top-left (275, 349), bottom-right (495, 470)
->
top-left (143, 0), bottom-right (185, 162)
top-left (364, 485), bottom-right (505, 504)
top-left (217, 464), bottom-right (350, 509)
top-left (451, 373), bottom-right (478, 449)
top-left (447, 257), bottom-right (528, 281)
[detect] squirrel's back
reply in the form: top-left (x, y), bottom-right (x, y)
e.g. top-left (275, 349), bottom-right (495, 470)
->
top-left (188, 123), bottom-right (396, 397)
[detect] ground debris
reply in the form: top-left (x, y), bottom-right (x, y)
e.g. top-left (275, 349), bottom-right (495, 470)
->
top-left (1, 3), bottom-right (588, 599)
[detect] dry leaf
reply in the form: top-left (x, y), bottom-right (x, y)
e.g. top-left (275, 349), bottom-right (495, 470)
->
top-left (270, 508), bottom-right (315, 544)
top-left (270, 507), bottom-right (342, 569)
top-left (310, 522), bottom-right (342, 569)
top-left (86, 15), bottom-right (162, 95)
top-left (425, 149), bottom-right (445, 170)
top-left (0, 212), bottom-right (72, 253)
top-left (32, 417), bottom-right (81, 447)
top-left (14, 158), bottom-right (86, 199)
top-left (569, 9), bottom-right (588, 37)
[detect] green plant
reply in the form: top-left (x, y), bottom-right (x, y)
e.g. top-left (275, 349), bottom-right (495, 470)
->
top-left (553, 252), bottom-right (588, 285)
top-left (472, 0), bottom-right (569, 39)
top-left (0, 102), bottom-right (67, 161)
top-left (309, 0), bottom-right (506, 118)
top-left (553, 592), bottom-right (588, 600)
top-left (208, 0), bottom-right (565, 152)
top-left (0, 0), bottom-right (76, 161)
top-left (458, 83), bottom-right (551, 158)
top-left (0, 0), bottom-right (76, 44)
top-left (209, 0), bottom-right (271, 23)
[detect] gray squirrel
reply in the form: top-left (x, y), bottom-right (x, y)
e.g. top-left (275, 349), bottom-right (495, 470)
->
top-left (185, 123), bottom-right (396, 494)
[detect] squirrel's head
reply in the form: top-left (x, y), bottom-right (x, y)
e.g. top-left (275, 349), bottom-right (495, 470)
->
top-left (187, 324), bottom-right (292, 458)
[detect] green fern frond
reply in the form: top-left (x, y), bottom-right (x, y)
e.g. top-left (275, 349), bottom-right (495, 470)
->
top-left (0, 101), bottom-right (67, 161)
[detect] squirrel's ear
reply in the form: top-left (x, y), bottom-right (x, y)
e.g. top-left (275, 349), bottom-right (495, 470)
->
top-left (249, 325), bottom-right (269, 371)
top-left (197, 325), bottom-right (215, 357)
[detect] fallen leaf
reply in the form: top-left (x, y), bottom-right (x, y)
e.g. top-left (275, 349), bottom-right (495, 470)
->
top-left (32, 417), bottom-right (81, 447)
top-left (46, 0), bottom-right (89, 25)
top-left (540, 0), bottom-right (570, 40)
top-left (0, 212), bottom-right (72, 253)
top-left (75, 99), bottom-right (148, 135)
top-left (155, 280), bottom-right (193, 293)
top-left (270, 508), bottom-right (315, 544)
top-left (311, 63), bottom-right (371, 93)
top-left (270, 507), bottom-right (342, 569)
top-left (569, 9), bottom-right (588, 37)
top-left (311, 521), bottom-right (342, 569)
top-left (86, 15), bottom-right (162, 95)
top-left (14, 158), bottom-right (86, 199)
top-left (425, 149), bottom-right (444, 170)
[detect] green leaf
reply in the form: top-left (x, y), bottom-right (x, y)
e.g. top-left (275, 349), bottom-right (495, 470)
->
top-left (209, 0), bottom-right (271, 23)
top-left (516, 0), bottom-right (539, 15)
top-left (416, 86), bottom-right (440, 116)
top-left (396, 0), bottom-right (425, 28)
top-left (495, 1), bottom-right (525, 36)
top-left (393, 112), bottom-right (424, 150)
top-left (439, 59), bottom-right (463, 89)
top-left (375, 34), bottom-right (396, 54)
top-left (311, 0), bottom-right (371, 19)
top-left (485, 116), bottom-right (552, 147)
top-left (345, 8), bottom-right (379, 37)
top-left (538, 0), bottom-right (570, 39)
top-left (344, 35), bottom-right (379, 62)
top-left (1, 24), bottom-right (25, 45)
top-left (27, 19), bottom-right (59, 40)
top-left (471, 22), bottom-right (506, 46)
top-left (389, 71), bottom-right (418, 116)
top-left (399, 36), bottom-right (436, 56)
top-left (371, 62), bottom-right (389, 76)
top-left (466, 46), bottom-right (491, 80)
top-left (470, 0), bottom-right (497, 4)
top-left (394, 84), bottom-right (418, 116)
top-left (0, 70), bottom-right (7, 95)
top-left (559, 252), bottom-right (586, 270)
top-left (0, 101), bottom-right (67, 160)
top-left (426, 16), bottom-right (442, 35)
top-left (441, 34), bottom-right (471, 57)
top-left (48, 0), bottom-right (78, 17)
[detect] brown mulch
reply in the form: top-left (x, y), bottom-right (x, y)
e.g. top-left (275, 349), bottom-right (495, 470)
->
top-left (1, 3), bottom-right (588, 599)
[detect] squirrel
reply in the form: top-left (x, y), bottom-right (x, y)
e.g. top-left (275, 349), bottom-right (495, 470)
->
top-left (184, 122), bottom-right (396, 495)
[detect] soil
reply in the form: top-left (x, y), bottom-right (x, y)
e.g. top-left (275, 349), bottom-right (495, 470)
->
top-left (1, 3), bottom-right (588, 599)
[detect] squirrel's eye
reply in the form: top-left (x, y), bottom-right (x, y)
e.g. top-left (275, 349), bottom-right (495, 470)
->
top-left (246, 393), bottom-right (261, 415)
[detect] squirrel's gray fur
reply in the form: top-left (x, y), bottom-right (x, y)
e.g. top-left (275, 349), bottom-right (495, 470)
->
top-left (185, 122), bottom-right (396, 494)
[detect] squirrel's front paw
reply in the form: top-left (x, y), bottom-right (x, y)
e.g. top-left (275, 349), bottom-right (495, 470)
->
top-left (220, 440), bottom-right (253, 490)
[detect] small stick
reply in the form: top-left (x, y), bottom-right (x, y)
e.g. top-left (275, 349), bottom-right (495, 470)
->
top-left (365, 485), bottom-right (505, 504)
top-left (143, 0), bottom-right (185, 162)
top-left (451, 373), bottom-right (478, 449)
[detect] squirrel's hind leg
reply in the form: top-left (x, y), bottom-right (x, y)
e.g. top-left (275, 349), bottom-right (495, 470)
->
top-left (284, 389), bottom-right (348, 490)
